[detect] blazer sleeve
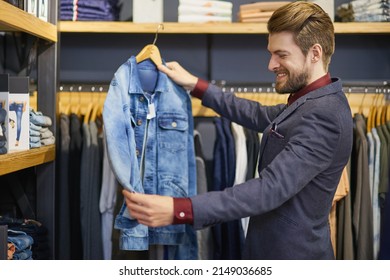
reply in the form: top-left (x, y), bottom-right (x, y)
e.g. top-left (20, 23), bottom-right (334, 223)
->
top-left (201, 83), bottom-right (286, 132)
top-left (191, 104), bottom-right (343, 230)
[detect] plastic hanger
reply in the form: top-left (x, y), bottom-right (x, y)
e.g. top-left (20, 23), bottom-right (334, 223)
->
top-left (136, 24), bottom-right (164, 67)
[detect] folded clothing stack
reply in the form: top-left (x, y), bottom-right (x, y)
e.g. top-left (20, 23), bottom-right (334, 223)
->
top-left (60, 0), bottom-right (121, 21)
top-left (29, 109), bottom-right (55, 149)
top-left (336, 0), bottom-right (389, 22)
top-left (237, 1), bottom-right (291, 23)
top-left (178, 0), bottom-right (233, 23)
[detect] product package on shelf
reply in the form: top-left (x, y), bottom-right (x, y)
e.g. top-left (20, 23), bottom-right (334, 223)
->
top-left (178, 0), bottom-right (233, 23)
top-left (133, 0), bottom-right (163, 23)
top-left (0, 74), bottom-right (30, 152)
top-left (37, 0), bottom-right (49, 22)
top-left (25, 0), bottom-right (38, 16)
top-left (237, 1), bottom-right (291, 23)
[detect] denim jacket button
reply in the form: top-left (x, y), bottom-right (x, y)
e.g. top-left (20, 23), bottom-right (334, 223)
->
top-left (136, 149), bottom-right (140, 156)
top-left (137, 119), bottom-right (142, 126)
top-left (171, 121), bottom-right (177, 128)
top-left (139, 96), bottom-right (145, 102)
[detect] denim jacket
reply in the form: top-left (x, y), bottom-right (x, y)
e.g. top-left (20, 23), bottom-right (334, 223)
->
top-left (103, 56), bottom-right (197, 251)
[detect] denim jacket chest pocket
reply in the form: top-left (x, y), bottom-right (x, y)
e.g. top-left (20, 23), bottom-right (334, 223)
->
top-left (158, 113), bottom-right (188, 153)
top-left (157, 113), bottom-right (190, 197)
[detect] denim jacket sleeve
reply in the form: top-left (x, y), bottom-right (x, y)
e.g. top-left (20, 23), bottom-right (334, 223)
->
top-left (102, 64), bottom-right (143, 194)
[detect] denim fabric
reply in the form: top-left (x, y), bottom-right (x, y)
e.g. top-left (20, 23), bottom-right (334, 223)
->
top-left (61, 6), bottom-right (114, 16)
top-left (41, 136), bottom-right (55, 145)
top-left (60, 12), bottom-right (117, 21)
top-left (12, 249), bottom-right (33, 260)
top-left (60, 0), bottom-right (120, 21)
top-left (30, 135), bottom-right (40, 143)
top-left (30, 141), bottom-right (41, 148)
top-left (29, 128), bottom-right (40, 137)
top-left (103, 56), bottom-right (197, 252)
top-left (29, 109), bottom-right (52, 127)
top-left (0, 107), bottom-right (6, 123)
top-left (9, 102), bottom-right (24, 141)
top-left (41, 128), bottom-right (53, 138)
top-left (8, 230), bottom-right (34, 251)
top-left (164, 224), bottom-right (198, 260)
top-left (60, 0), bottom-right (118, 10)
top-left (30, 121), bottom-right (42, 132)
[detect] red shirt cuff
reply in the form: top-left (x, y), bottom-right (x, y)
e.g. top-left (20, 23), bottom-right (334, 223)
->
top-left (190, 78), bottom-right (208, 99)
top-left (173, 197), bottom-right (194, 224)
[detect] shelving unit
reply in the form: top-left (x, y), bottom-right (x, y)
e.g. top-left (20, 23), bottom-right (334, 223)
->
top-left (0, 145), bottom-right (55, 176)
top-left (0, 1), bottom-right (57, 42)
top-left (0, 1), bottom-right (58, 260)
top-left (59, 21), bottom-right (390, 34)
top-left (56, 11), bottom-right (390, 260)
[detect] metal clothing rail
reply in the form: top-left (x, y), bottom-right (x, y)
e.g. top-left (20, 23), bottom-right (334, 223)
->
top-left (54, 82), bottom-right (390, 117)
top-left (57, 81), bottom-right (390, 94)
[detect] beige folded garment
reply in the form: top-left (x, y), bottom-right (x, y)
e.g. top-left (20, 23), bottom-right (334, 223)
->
top-left (239, 1), bottom-right (291, 12)
top-left (240, 17), bottom-right (270, 23)
top-left (238, 11), bottom-right (274, 20)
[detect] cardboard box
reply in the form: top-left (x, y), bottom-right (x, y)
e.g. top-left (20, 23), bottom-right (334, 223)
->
top-left (0, 74), bottom-right (30, 152)
top-left (133, 0), bottom-right (163, 23)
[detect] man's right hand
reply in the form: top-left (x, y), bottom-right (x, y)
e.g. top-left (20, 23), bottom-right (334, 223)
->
top-left (158, 61), bottom-right (198, 91)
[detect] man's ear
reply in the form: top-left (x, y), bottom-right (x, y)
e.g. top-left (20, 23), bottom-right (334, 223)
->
top-left (311, 44), bottom-right (322, 62)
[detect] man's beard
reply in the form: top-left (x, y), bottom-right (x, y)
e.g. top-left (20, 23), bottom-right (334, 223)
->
top-left (275, 69), bottom-right (309, 94)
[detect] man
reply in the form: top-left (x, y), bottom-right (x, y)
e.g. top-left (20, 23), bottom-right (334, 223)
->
top-left (122, 1), bottom-right (353, 259)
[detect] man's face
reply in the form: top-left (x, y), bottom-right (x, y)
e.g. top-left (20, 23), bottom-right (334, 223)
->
top-left (267, 32), bottom-right (311, 94)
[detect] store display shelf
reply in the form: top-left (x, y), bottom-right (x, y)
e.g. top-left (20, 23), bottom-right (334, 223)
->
top-left (0, 145), bottom-right (55, 176)
top-left (59, 21), bottom-right (390, 34)
top-left (0, 1), bottom-right (57, 42)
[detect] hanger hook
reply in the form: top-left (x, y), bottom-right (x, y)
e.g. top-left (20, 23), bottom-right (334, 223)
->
top-left (153, 23), bottom-right (164, 45)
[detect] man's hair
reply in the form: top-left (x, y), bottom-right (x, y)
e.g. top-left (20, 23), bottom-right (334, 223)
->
top-left (267, 1), bottom-right (335, 71)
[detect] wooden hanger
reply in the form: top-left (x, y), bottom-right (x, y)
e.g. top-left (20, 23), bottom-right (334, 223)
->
top-left (89, 104), bottom-right (99, 123)
top-left (62, 103), bottom-right (71, 115)
top-left (366, 93), bottom-right (376, 132)
top-left (90, 93), bottom-right (103, 122)
top-left (386, 103), bottom-right (390, 123)
top-left (83, 103), bottom-right (93, 124)
top-left (376, 104), bottom-right (383, 127)
top-left (386, 91), bottom-right (390, 123)
top-left (135, 24), bottom-right (164, 66)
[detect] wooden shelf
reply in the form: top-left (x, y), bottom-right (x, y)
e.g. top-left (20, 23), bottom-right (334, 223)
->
top-left (0, 1), bottom-right (57, 42)
top-left (59, 21), bottom-right (390, 34)
top-left (0, 145), bottom-right (55, 176)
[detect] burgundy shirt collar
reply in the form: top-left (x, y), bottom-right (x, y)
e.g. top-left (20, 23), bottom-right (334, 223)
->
top-left (287, 73), bottom-right (331, 106)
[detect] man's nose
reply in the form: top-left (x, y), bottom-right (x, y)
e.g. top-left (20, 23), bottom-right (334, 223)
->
top-left (268, 56), bottom-right (279, 72)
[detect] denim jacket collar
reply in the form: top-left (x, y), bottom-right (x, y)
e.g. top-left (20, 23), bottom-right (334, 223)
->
top-left (128, 56), bottom-right (169, 94)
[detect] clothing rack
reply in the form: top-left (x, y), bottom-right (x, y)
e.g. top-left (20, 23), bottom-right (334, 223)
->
top-left (38, 83), bottom-right (390, 118)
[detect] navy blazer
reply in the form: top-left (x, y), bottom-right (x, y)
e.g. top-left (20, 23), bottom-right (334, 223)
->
top-left (191, 78), bottom-right (353, 259)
